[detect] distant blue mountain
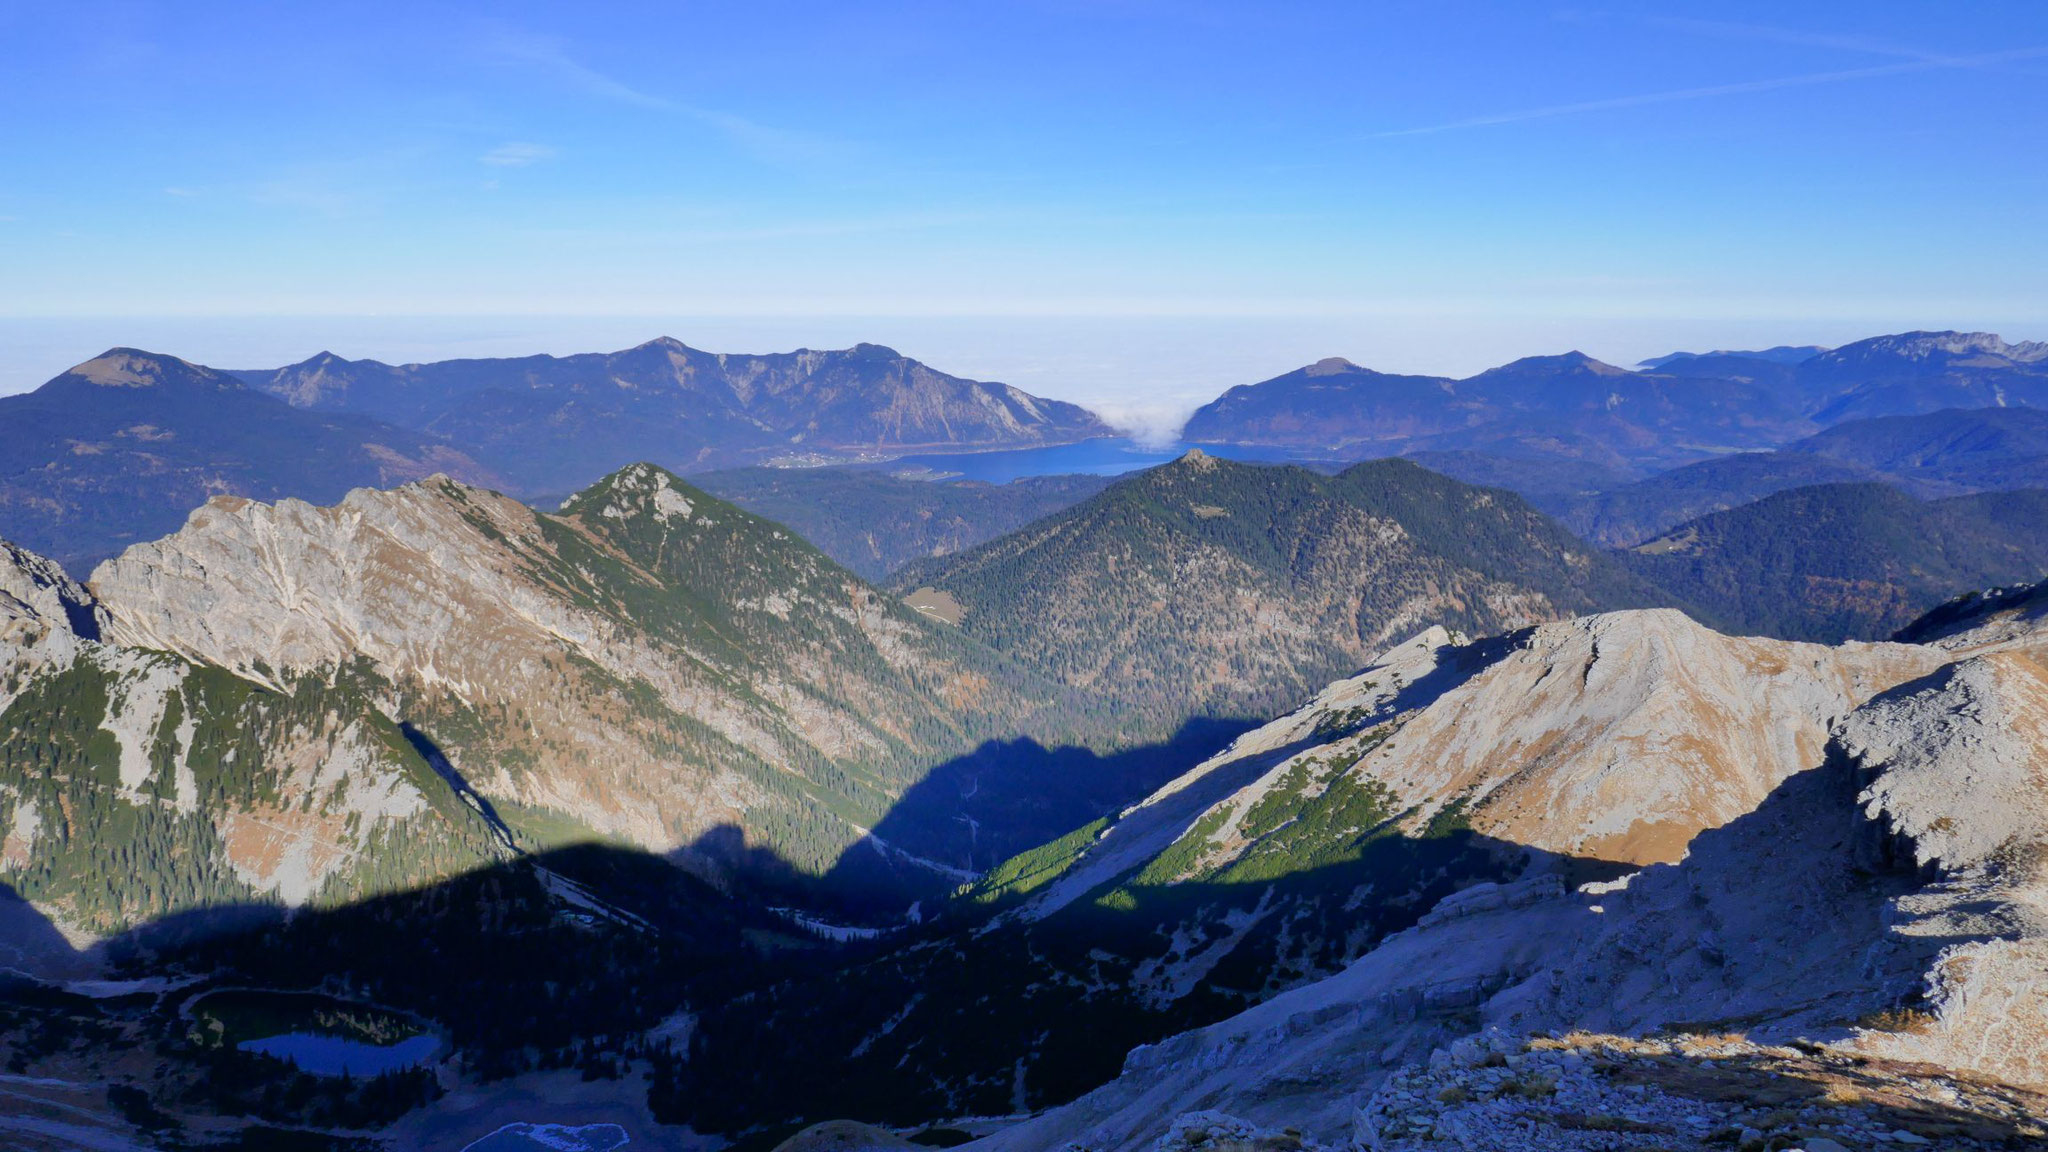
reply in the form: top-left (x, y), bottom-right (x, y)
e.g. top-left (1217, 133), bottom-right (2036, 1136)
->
top-left (1185, 330), bottom-right (2048, 478)
top-left (1637, 345), bottom-right (1827, 369)
top-left (0, 349), bottom-right (499, 573)
top-left (1547, 405), bottom-right (2048, 546)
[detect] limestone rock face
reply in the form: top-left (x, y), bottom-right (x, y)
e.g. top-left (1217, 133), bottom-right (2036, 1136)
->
top-left (0, 539), bottom-right (501, 937)
top-left (1834, 651), bottom-right (2048, 1087)
top-left (970, 603), bottom-right (2048, 1152)
top-left (1018, 608), bottom-right (1942, 932)
top-left (0, 539), bottom-right (101, 637)
top-left (88, 465), bottom-right (1050, 880)
top-left (1352, 609), bottom-right (1942, 865)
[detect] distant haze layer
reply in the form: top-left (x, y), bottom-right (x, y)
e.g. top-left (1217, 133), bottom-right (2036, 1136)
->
top-left (9, 312), bottom-right (2041, 443)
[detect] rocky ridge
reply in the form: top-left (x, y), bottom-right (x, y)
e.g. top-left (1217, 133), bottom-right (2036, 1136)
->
top-left (0, 540), bottom-right (505, 936)
top-left (952, 592), bottom-right (2048, 1152)
top-left (234, 338), bottom-right (1116, 491)
top-left (85, 463), bottom-right (1059, 889)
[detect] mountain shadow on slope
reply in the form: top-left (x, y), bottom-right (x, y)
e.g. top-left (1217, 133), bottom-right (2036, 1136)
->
top-left (845, 717), bottom-right (1257, 880)
top-left (4, 816), bottom-right (1589, 1143)
top-left (1622, 483), bottom-right (2048, 642)
top-left (657, 826), bottom-right (1593, 1133)
top-left (1543, 450), bottom-right (1893, 546)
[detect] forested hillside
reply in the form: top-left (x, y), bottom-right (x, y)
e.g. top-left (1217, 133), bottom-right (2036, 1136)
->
top-left (890, 452), bottom-right (1654, 743)
top-left (1623, 482), bottom-right (2048, 641)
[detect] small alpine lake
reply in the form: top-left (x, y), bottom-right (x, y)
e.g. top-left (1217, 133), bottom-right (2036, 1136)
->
top-left (238, 1030), bottom-right (442, 1077)
top-left (189, 988), bottom-right (444, 1077)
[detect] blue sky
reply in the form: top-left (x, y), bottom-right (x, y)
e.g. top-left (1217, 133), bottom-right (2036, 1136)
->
top-left (3, 1), bottom-right (2046, 425)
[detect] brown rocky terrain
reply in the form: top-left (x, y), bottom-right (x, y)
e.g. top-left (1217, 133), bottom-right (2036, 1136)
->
top-left (86, 464), bottom-right (1057, 886)
top-left (954, 595), bottom-right (2048, 1151)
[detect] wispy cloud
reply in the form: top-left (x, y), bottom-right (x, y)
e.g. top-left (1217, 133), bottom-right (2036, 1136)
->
top-left (1373, 44), bottom-right (2048, 138)
top-left (1648, 17), bottom-right (2003, 67)
top-left (481, 141), bottom-right (557, 167)
top-left (482, 29), bottom-right (853, 167)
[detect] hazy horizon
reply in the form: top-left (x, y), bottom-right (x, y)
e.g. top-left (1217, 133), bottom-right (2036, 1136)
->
top-left (7, 2), bottom-right (2047, 439)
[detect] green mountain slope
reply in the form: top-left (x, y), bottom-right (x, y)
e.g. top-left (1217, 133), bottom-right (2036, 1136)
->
top-left (889, 452), bottom-right (1653, 743)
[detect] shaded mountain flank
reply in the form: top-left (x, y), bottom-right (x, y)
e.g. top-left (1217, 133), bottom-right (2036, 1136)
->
top-left (1620, 482), bottom-right (2048, 642)
top-left (1550, 405), bottom-right (2048, 546)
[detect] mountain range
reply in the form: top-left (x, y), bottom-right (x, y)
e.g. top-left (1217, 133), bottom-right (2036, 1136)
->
top-left (0, 350), bottom-right (503, 574)
top-left (0, 342), bottom-right (1112, 575)
top-left (5, 463), bottom-right (2048, 1146)
top-left (9, 329), bottom-right (2048, 580)
top-left (1183, 330), bottom-right (2048, 477)
top-left (8, 328), bottom-right (2048, 1150)
top-left (230, 338), bottom-right (1114, 491)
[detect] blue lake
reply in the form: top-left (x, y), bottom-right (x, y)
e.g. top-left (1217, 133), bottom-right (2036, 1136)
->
top-left (882, 438), bottom-right (1330, 484)
top-left (238, 1031), bottom-right (441, 1077)
top-left (461, 1122), bottom-right (632, 1151)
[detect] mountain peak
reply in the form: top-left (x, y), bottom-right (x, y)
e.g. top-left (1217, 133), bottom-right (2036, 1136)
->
top-left (1832, 330), bottom-right (2048, 363)
top-left (61, 347), bottom-right (221, 390)
top-left (1305, 356), bottom-right (1363, 376)
top-left (848, 342), bottom-right (902, 359)
top-left (1474, 350), bottom-right (1630, 378)
top-left (561, 461), bottom-right (702, 526)
top-left (632, 336), bottom-right (691, 353)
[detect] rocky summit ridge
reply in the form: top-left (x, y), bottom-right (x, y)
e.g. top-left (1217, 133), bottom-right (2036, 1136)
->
top-left (84, 463), bottom-right (1060, 892)
top-left (936, 594), bottom-right (2048, 1151)
top-left (232, 338), bottom-right (1116, 491)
